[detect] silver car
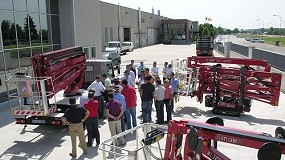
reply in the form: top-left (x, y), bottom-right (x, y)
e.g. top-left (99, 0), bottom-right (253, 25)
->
top-left (250, 38), bottom-right (264, 43)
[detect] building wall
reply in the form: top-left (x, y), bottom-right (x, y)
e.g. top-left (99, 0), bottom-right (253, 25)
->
top-left (58, 0), bottom-right (75, 48)
top-left (100, 2), bottom-right (162, 51)
top-left (74, 0), bottom-right (102, 58)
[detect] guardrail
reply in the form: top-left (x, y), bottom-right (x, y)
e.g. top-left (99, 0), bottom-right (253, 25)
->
top-left (214, 43), bottom-right (285, 93)
top-left (99, 123), bottom-right (168, 160)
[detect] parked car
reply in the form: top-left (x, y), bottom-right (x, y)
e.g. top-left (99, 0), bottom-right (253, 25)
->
top-left (250, 38), bottom-right (264, 43)
top-left (122, 41), bottom-right (134, 52)
top-left (105, 41), bottom-right (128, 55)
top-left (245, 37), bottom-right (251, 41)
top-left (101, 51), bottom-right (121, 68)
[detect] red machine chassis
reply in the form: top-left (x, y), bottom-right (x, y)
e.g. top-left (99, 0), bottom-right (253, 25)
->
top-left (186, 56), bottom-right (281, 116)
top-left (164, 119), bottom-right (285, 160)
top-left (31, 46), bottom-right (86, 96)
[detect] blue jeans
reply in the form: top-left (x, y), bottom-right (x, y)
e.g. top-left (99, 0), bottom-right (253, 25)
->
top-left (120, 113), bottom-right (125, 132)
top-left (155, 100), bottom-right (164, 124)
top-left (142, 100), bottom-right (153, 123)
top-left (125, 107), bottom-right (137, 129)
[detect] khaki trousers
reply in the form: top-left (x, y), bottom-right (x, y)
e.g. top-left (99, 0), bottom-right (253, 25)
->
top-left (69, 123), bottom-right (87, 156)
top-left (108, 120), bottom-right (125, 145)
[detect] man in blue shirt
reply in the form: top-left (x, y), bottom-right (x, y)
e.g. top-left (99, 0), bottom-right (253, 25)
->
top-left (113, 86), bottom-right (126, 132)
top-left (170, 72), bottom-right (179, 111)
top-left (137, 61), bottom-right (146, 79)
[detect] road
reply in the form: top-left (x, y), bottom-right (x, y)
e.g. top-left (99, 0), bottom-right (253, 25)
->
top-left (0, 44), bottom-right (285, 160)
top-left (221, 35), bottom-right (285, 55)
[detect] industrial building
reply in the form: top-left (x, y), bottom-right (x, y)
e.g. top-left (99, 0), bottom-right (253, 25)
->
top-left (0, 0), bottom-right (197, 70)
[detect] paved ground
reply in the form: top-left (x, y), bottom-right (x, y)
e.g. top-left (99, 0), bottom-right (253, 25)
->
top-left (0, 44), bottom-right (285, 160)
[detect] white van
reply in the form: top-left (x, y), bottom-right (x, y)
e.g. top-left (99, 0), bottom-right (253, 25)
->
top-left (122, 41), bottom-right (134, 52)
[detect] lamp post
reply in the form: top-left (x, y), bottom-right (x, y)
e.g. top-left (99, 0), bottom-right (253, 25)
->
top-left (273, 15), bottom-right (282, 37)
top-left (256, 19), bottom-right (264, 39)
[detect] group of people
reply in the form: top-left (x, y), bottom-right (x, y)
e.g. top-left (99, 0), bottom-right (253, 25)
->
top-left (61, 60), bottom-right (179, 157)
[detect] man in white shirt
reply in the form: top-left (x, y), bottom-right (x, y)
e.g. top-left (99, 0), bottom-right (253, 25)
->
top-left (165, 64), bottom-right (173, 80)
top-left (126, 64), bottom-right (135, 84)
top-left (151, 61), bottom-right (159, 79)
top-left (87, 76), bottom-right (106, 119)
top-left (120, 70), bottom-right (134, 87)
top-left (102, 74), bottom-right (112, 89)
top-left (154, 79), bottom-right (165, 124)
top-left (162, 62), bottom-right (169, 81)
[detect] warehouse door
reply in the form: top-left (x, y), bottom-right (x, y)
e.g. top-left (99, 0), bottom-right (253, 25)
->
top-left (124, 28), bottom-right (131, 41)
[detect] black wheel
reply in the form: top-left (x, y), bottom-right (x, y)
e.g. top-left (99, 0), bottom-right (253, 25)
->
top-left (206, 117), bottom-right (224, 126)
top-left (212, 107), bottom-right (218, 114)
top-left (257, 142), bottom-right (281, 160)
top-left (275, 127), bottom-right (285, 139)
top-left (187, 127), bottom-right (198, 150)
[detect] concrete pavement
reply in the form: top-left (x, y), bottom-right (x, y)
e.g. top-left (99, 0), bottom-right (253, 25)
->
top-left (0, 44), bottom-right (285, 159)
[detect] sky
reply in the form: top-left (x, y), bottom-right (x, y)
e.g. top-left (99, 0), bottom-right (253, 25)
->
top-left (101, 0), bottom-right (285, 30)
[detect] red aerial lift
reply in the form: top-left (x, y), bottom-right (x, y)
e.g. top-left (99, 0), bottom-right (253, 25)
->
top-left (7, 46), bottom-right (86, 125)
top-left (163, 118), bottom-right (285, 160)
top-left (178, 56), bottom-right (282, 116)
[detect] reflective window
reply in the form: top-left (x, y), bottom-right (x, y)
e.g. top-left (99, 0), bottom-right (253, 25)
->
top-left (0, 11), bottom-right (15, 49)
top-left (13, 0), bottom-right (27, 11)
top-left (0, 0), bottom-right (61, 71)
top-left (39, 0), bottom-right (49, 13)
top-left (0, 0), bottom-right (13, 10)
top-left (51, 15), bottom-right (60, 44)
top-left (32, 46), bottom-right (42, 56)
top-left (40, 14), bottom-right (51, 45)
top-left (19, 48), bottom-right (32, 58)
top-left (42, 45), bottom-right (52, 53)
top-left (28, 13), bottom-right (41, 46)
top-left (27, 0), bottom-right (39, 12)
top-left (6, 49), bottom-right (18, 59)
top-left (15, 13), bottom-right (28, 48)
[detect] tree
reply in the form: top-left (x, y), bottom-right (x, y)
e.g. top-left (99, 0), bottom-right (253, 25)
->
top-left (198, 23), bottom-right (215, 37)
top-left (268, 27), bottom-right (274, 35)
top-left (1, 20), bottom-right (10, 42)
top-left (24, 15), bottom-right (39, 42)
top-left (233, 28), bottom-right (239, 34)
top-left (41, 29), bottom-right (49, 43)
top-left (216, 26), bottom-right (224, 35)
top-left (226, 29), bottom-right (232, 34)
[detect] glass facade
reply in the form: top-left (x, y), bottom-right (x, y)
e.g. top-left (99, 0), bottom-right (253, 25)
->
top-left (163, 23), bottom-right (187, 40)
top-left (0, 0), bottom-right (61, 69)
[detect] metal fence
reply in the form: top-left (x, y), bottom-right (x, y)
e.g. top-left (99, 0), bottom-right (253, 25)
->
top-left (230, 43), bottom-right (248, 57)
top-left (99, 123), bottom-right (168, 160)
top-left (214, 43), bottom-right (285, 71)
top-left (253, 49), bottom-right (285, 71)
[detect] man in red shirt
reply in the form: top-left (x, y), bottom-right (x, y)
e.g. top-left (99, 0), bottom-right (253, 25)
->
top-left (84, 92), bottom-right (100, 147)
top-left (121, 79), bottom-right (137, 129)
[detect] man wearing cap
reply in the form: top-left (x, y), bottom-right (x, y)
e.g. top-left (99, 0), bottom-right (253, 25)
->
top-left (88, 76), bottom-right (106, 119)
top-left (113, 86), bottom-right (126, 132)
top-left (120, 70), bottom-right (134, 87)
top-left (140, 76), bottom-right (155, 123)
top-left (121, 79), bottom-right (137, 129)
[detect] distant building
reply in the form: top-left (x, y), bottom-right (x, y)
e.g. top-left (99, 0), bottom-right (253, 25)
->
top-left (161, 19), bottom-right (198, 45)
